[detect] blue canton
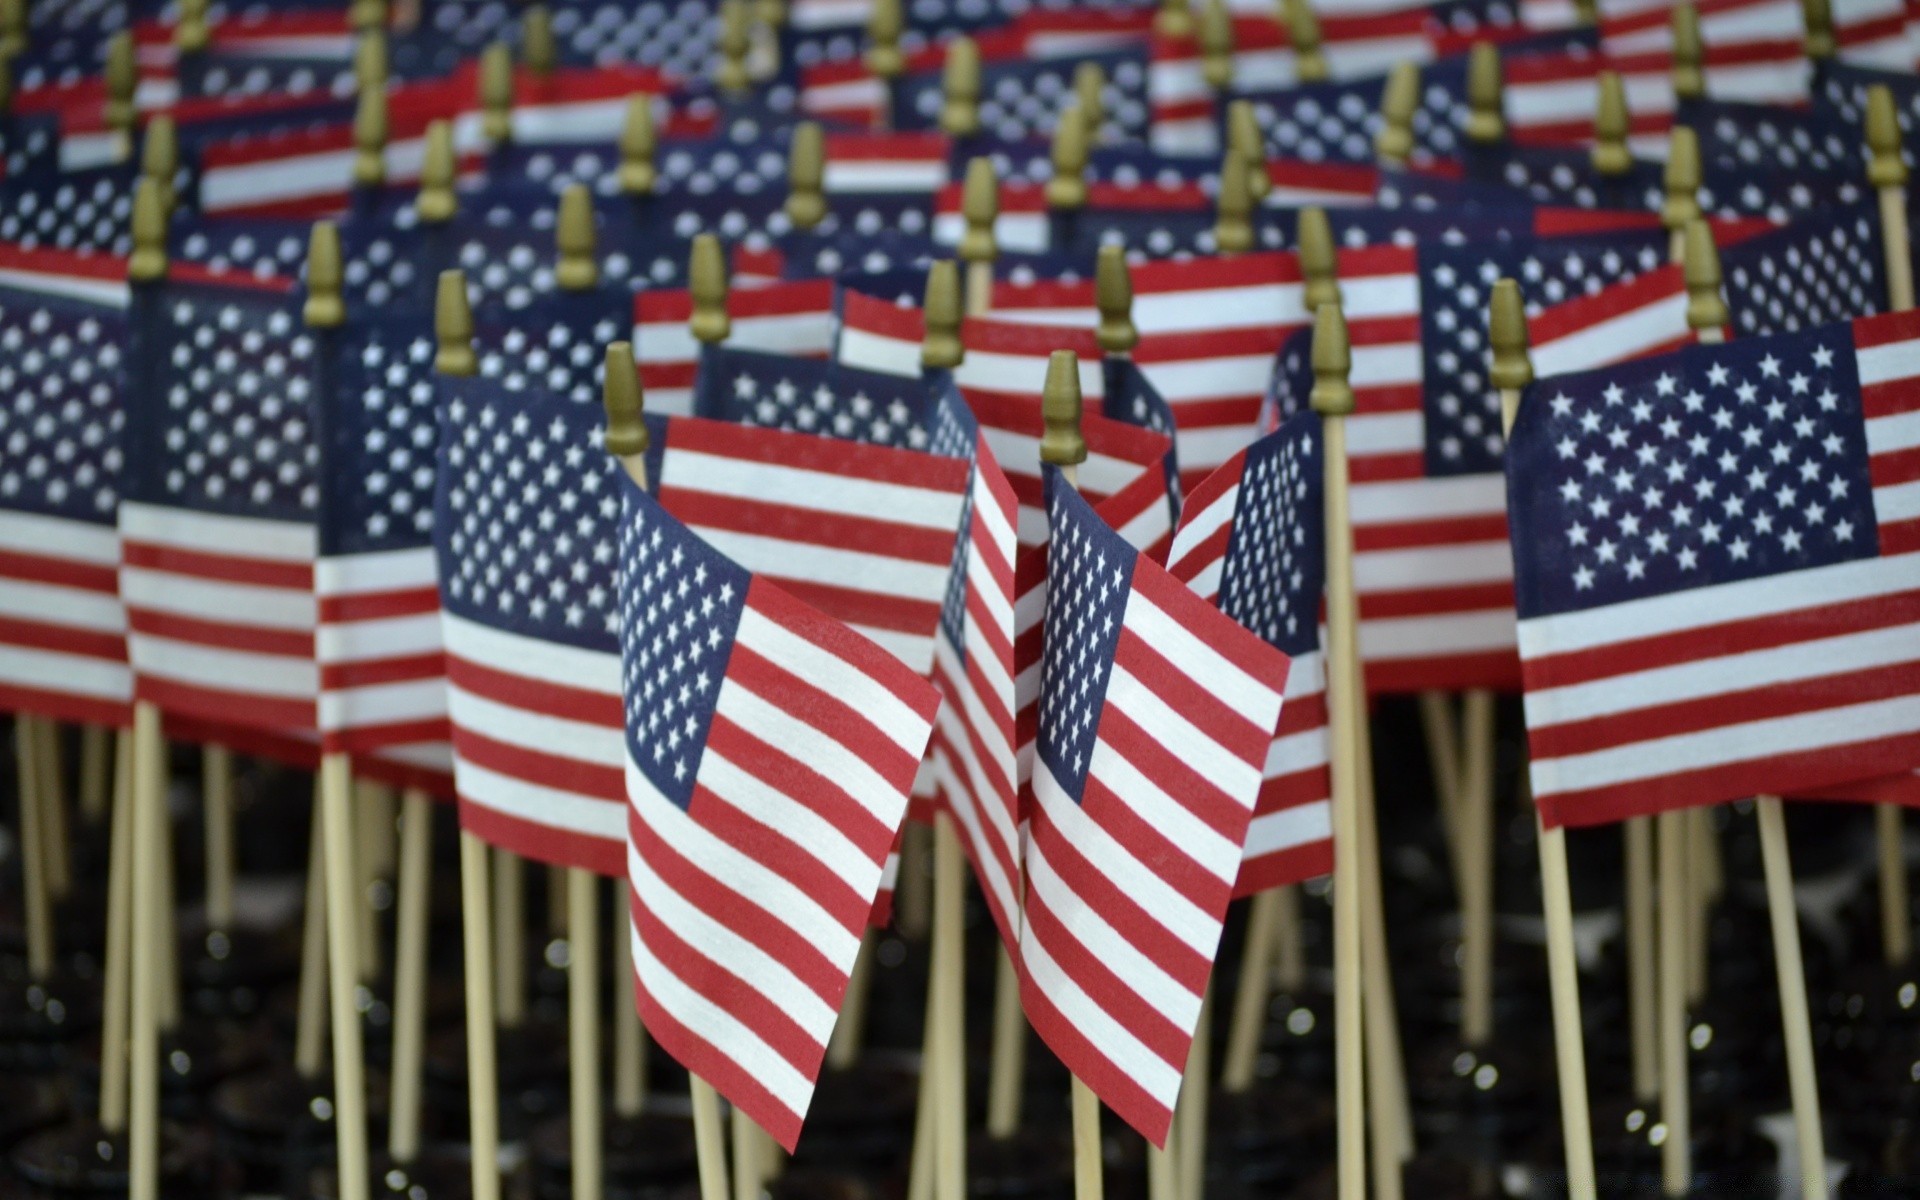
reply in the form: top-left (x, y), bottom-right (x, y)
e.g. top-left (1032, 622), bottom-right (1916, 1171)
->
top-left (1723, 206), bottom-right (1885, 338)
top-left (1036, 466), bottom-right (1132, 802)
top-left (696, 345), bottom-right (941, 451)
top-left (321, 314), bottom-right (440, 556)
top-left (0, 291), bottom-right (126, 525)
top-left (1219, 415), bottom-right (1321, 658)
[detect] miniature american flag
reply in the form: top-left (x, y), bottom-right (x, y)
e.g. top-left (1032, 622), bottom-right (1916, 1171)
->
top-left (0, 246), bottom-right (133, 728)
top-left (1507, 309), bottom-right (1920, 827)
top-left (1166, 414), bottom-right (1333, 893)
top-left (615, 468), bottom-right (940, 1150)
top-left (1019, 466), bottom-right (1289, 1145)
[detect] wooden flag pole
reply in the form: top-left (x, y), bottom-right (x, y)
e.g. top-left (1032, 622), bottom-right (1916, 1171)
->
top-left (941, 36), bottom-right (982, 149)
top-left (865, 0), bottom-right (902, 131)
top-left (1465, 42), bottom-right (1505, 151)
top-left (716, 0), bottom-right (752, 96)
top-left (1491, 279), bottom-right (1599, 1200)
top-left (1457, 688), bottom-right (1496, 1050)
top-left (295, 792), bottom-right (330, 1079)
top-left (306, 222), bottom-right (373, 1200)
top-left (959, 156), bottom-right (996, 318)
top-left (1177, 986), bottom-right (1212, 1200)
top-left (203, 745), bottom-right (235, 937)
top-left (14, 718), bottom-right (53, 982)
top-left (828, 932), bottom-right (877, 1071)
top-left (79, 723), bottom-right (111, 825)
top-left (437, 268), bottom-right (503, 1200)
top-left (33, 720), bottom-right (70, 901)
top-left (387, 787), bottom-right (434, 1166)
top-left (103, 32), bottom-right (135, 163)
top-left (98, 731), bottom-right (135, 1135)
top-left (605, 337), bottom-right (734, 1200)
top-left (613, 882), bottom-right (647, 1117)
top-left (1626, 814), bottom-right (1659, 1103)
top-left (1757, 796), bottom-right (1830, 1200)
top-left (1868, 84), bottom-right (1915, 966)
top-left (1042, 350), bottom-right (1108, 1200)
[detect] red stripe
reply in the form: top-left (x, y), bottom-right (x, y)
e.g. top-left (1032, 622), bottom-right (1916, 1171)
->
top-left (661, 486), bottom-right (958, 566)
top-left (662, 421), bottom-right (970, 495)
top-left (629, 962), bottom-right (806, 1153)
top-left (1883, 520), bottom-right (1920, 556)
top-left (1353, 514), bottom-right (1508, 551)
top-left (1109, 631), bottom-right (1269, 839)
top-left (324, 718), bottom-right (452, 756)
top-left (704, 707), bottom-right (894, 879)
top-left (1529, 265), bottom-right (1685, 348)
top-left (121, 539), bottom-right (312, 589)
top-left (135, 676), bottom-right (314, 732)
top-left (1018, 946), bottom-right (1174, 1148)
top-left (319, 652), bottom-right (445, 689)
top-left (1871, 445), bottom-right (1920, 489)
top-left (449, 725), bottom-right (623, 805)
top-left (351, 751), bottom-right (455, 802)
top-left (746, 582), bottom-right (943, 730)
top-left (1022, 883), bottom-right (1190, 1066)
top-left (0, 548), bottom-right (117, 592)
top-left (1863, 376), bottom-right (1920, 419)
top-left (1854, 309), bottom-right (1920, 352)
top-left (445, 654), bottom-right (623, 726)
top-left (0, 615), bottom-right (125, 662)
top-left (1134, 325), bottom-right (1292, 365)
top-left (127, 607), bottom-right (313, 657)
top-left (1133, 563), bottom-right (1290, 707)
top-left (724, 637), bottom-right (927, 795)
top-left (1365, 651), bottom-right (1521, 695)
top-left (456, 795), bottom-right (623, 876)
top-left (0, 684), bottom-right (128, 728)
top-left (317, 587), bottom-right (440, 622)
top-left (1348, 452), bottom-right (1426, 482)
top-left (1358, 582), bottom-right (1514, 621)
top-left (1235, 839), bottom-right (1333, 897)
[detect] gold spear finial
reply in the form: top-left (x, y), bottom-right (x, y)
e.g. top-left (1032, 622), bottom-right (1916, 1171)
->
top-left (865, 0), bottom-right (904, 80)
top-left (522, 5), bottom-right (557, 76)
top-left (1155, 0), bottom-right (1194, 40)
top-left (0, 0), bottom-right (26, 61)
top-left (1199, 0), bottom-right (1234, 90)
top-left (1682, 217), bottom-right (1728, 334)
top-left (1662, 125), bottom-right (1701, 235)
top-left (417, 119), bottom-right (456, 223)
top-left (104, 31), bottom-right (136, 139)
top-left (352, 85), bottom-right (388, 188)
top-left (718, 0), bottom-right (752, 93)
top-left (141, 115), bottom-right (178, 214)
top-left (786, 121), bottom-right (828, 229)
top-left (1075, 62), bottom-right (1106, 141)
top-left (1096, 244), bottom-right (1137, 357)
top-left (556, 184), bottom-right (598, 291)
top-left (1309, 301), bottom-right (1354, 416)
top-left (1298, 205), bottom-right (1340, 311)
top-left (619, 95), bottom-right (657, 195)
top-left (1283, 0), bottom-right (1328, 83)
top-left (1214, 148), bottom-right (1254, 253)
top-left (960, 156), bottom-right (998, 265)
top-left (1868, 84), bottom-right (1910, 189)
top-left (354, 26), bottom-right (388, 92)
top-left (1672, 3), bottom-right (1705, 102)
top-left (129, 177), bottom-right (168, 283)
top-left (1466, 42), bottom-right (1505, 146)
top-left (941, 36), bottom-right (982, 138)
top-left (1375, 63), bottom-right (1419, 165)
top-left (304, 222), bottom-right (345, 329)
top-left (1591, 70), bottom-right (1632, 177)
top-left (1803, 0), bottom-right (1835, 60)
top-left (603, 342), bottom-right (649, 457)
top-left (921, 260), bottom-right (964, 370)
top-left (1489, 278), bottom-right (1533, 395)
top-left (1229, 99), bottom-right (1271, 201)
top-left (1041, 350), bottom-right (1088, 467)
top-left (435, 271), bottom-right (476, 376)
top-left (690, 234), bottom-right (731, 345)
top-left (177, 0), bottom-right (210, 53)
top-left (481, 41), bottom-right (514, 142)
top-left (1046, 108), bottom-right (1090, 211)
top-left (350, 0), bottom-right (388, 33)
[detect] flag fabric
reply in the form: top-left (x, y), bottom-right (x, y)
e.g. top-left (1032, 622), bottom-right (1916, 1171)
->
top-left (636, 277), bottom-right (837, 416)
top-left (1506, 308), bottom-right (1920, 826)
top-left (0, 244), bottom-right (134, 728)
top-left (614, 466), bottom-right (940, 1150)
top-left (1018, 465), bottom-right (1288, 1146)
top-left (0, 164), bottom-right (136, 255)
top-left (1166, 413), bottom-right (1333, 893)
top-left (1722, 204), bottom-right (1889, 338)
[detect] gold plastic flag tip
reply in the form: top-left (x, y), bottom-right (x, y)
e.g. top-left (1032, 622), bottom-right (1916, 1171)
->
top-left (604, 342), bottom-right (650, 457)
top-left (177, 0), bottom-right (210, 53)
top-left (1309, 302), bottom-right (1355, 417)
top-left (350, 0), bottom-right (388, 33)
top-left (1199, 0), bottom-right (1234, 90)
top-left (1229, 100), bottom-right (1270, 200)
top-left (1489, 279), bottom-right (1533, 393)
top-left (786, 121), bottom-right (828, 229)
top-left (1466, 42), bottom-right (1504, 145)
top-left (417, 120), bottom-right (456, 223)
top-left (1214, 151), bottom-right (1254, 254)
top-left (353, 87), bottom-right (389, 188)
top-left (1046, 115), bottom-right (1090, 211)
top-left (1075, 63), bottom-right (1105, 139)
top-left (1682, 218), bottom-right (1728, 333)
top-left (1096, 245), bottom-right (1137, 357)
top-left (436, 271), bottom-right (477, 376)
top-left (1283, 0), bottom-right (1328, 83)
top-left (690, 234), bottom-right (732, 345)
top-left (1375, 63), bottom-right (1419, 163)
top-left (865, 0), bottom-right (905, 79)
top-left (0, 0), bottom-right (25, 60)
top-left (1155, 0), bottom-right (1194, 41)
top-left (718, 0), bottom-right (753, 93)
top-left (921, 260), bottom-right (964, 370)
top-left (941, 36), bottom-right (982, 138)
top-left (141, 115), bottom-right (179, 211)
top-left (1590, 70), bottom-right (1631, 177)
top-left (104, 32), bottom-right (136, 133)
top-left (304, 222), bottom-right (345, 329)
top-left (523, 5), bottom-right (557, 76)
top-left (1297, 205), bottom-right (1339, 310)
top-left (1662, 126), bottom-right (1701, 231)
top-left (129, 177), bottom-right (169, 283)
top-left (1802, 0), bottom-right (1835, 59)
top-left (620, 96), bottom-right (658, 195)
top-left (355, 27), bottom-right (389, 92)
top-left (960, 157), bottom-right (998, 264)
top-left (1671, 3), bottom-right (1704, 100)
top-left (1868, 85), bottom-right (1910, 189)
top-left (481, 42), bottom-right (514, 142)
top-left (1041, 351), bottom-right (1088, 467)
top-left (556, 185), bottom-right (599, 291)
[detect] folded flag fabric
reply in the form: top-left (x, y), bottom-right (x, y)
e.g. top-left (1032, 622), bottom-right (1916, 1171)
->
top-left (615, 465), bottom-right (940, 1150)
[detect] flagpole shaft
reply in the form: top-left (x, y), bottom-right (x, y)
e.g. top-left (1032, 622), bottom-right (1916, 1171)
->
top-left (985, 945), bottom-right (1027, 1136)
top-left (493, 848), bottom-right (527, 1027)
top-left (731, 1105), bottom-right (761, 1200)
top-left (15, 718), bottom-right (53, 979)
top-left (35, 719), bottom-right (70, 900)
top-left (613, 882), bottom-right (646, 1117)
top-left (1538, 823), bottom-right (1598, 1199)
top-left (1879, 803), bottom-right (1911, 965)
top-left (98, 730), bottom-right (134, 1134)
top-left (1177, 985), bottom-right (1211, 1200)
top-left (320, 752), bottom-right (372, 1200)
top-left (388, 789), bottom-right (433, 1164)
top-left (1658, 809), bottom-right (1691, 1196)
top-left (460, 830), bottom-right (503, 1200)
top-left (1354, 728), bottom-right (1408, 1195)
top-left (128, 701), bottom-right (164, 1200)
top-left (1222, 888), bottom-right (1281, 1092)
top-left (295, 794), bottom-right (330, 1079)
top-left (568, 867), bottom-right (604, 1200)
top-left (691, 1074), bottom-right (732, 1200)
top-left (80, 722), bottom-right (112, 825)
top-left (1418, 691), bottom-right (1465, 883)
top-left (1626, 815), bottom-right (1659, 1102)
top-left (1073, 1077), bottom-right (1106, 1200)
top-left (906, 971), bottom-right (938, 1200)
top-left (203, 744), bottom-right (235, 932)
top-left (932, 813), bottom-right (968, 1200)
top-left (1458, 688), bottom-right (1496, 1049)
top-left (1757, 796), bottom-right (1829, 1199)
top-left (1881, 186), bottom-right (1916, 311)
top-left (829, 929), bottom-right (876, 1072)
top-left (1273, 884), bottom-right (1304, 992)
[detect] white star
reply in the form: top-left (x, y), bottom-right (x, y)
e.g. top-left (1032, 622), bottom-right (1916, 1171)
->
top-left (1759, 354), bottom-right (1781, 378)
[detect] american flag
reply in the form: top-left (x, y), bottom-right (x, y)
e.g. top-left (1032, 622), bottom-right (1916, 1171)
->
top-left (119, 266), bottom-right (322, 734)
top-left (615, 466), bottom-right (940, 1150)
top-left (636, 278), bottom-right (836, 416)
top-left (436, 365), bottom-right (966, 875)
top-left (1017, 465), bottom-right (1288, 1145)
top-left (1507, 309), bottom-right (1920, 827)
top-left (0, 245), bottom-right (133, 729)
top-left (1722, 205), bottom-right (1889, 338)
top-left (0, 165), bottom-right (137, 256)
top-left (1166, 413), bottom-right (1332, 893)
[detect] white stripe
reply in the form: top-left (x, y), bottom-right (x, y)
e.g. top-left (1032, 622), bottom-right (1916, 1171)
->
top-left (665, 448), bottom-right (965, 531)
top-left (1351, 474), bottom-right (1506, 524)
top-left (0, 268), bottom-right (127, 308)
top-left (1103, 659), bottom-right (1265, 834)
top-left (0, 577), bottom-right (125, 635)
top-left (0, 511), bottom-right (118, 563)
top-left (318, 677), bottom-right (447, 729)
top-left (448, 680), bottom-right (619, 770)
top-left (705, 742), bottom-right (883, 887)
top-left (1533, 291), bottom-right (1688, 378)
top-left (1874, 410), bottom-right (1920, 456)
top-left (1167, 483), bottom-right (1238, 578)
top-left (1244, 800), bottom-right (1332, 862)
top-left (120, 502), bottom-right (314, 562)
top-left (1856, 336), bottom-right (1920, 387)
top-left (0, 644), bottom-right (130, 701)
top-left (1361, 609), bottom-right (1518, 660)
top-left (735, 605), bottom-right (931, 757)
top-left (201, 152), bottom-right (351, 211)
top-left (370, 740), bottom-right (453, 772)
top-left (823, 161), bottom-right (947, 193)
top-left (314, 546), bottom-right (437, 596)
top-left (316, 610), bottom-right (442, 663)
top-left (513, 99), bottom-right (628, 142)
top-left (1139, 355), bottom-right (1272, 403)
top-left (1347, 411), bottom-right (1423, 458)
top-left (442, 611), bottom-right (621, 695)
top-left (1088, 725), bottom-right (1243, 883)
top-left (1123, 591), bottom-right (1284, 731)
top-left (718, 663), bottom-right (913, 827)
top-left (1026, 838), bottom-right (1201, 1031)
top-left (1354, 540), bottom-right (1514, 592)
top-left (957, 350), bottom-right (1105, 400)
top-left (455, 755), bottom-right (623, 837)
top-left (129, 635), bottom-right (316, 698)
top-left (1877, 479), bottom-right (1920, 524)
top-left (835, 326), bottom-right (922, 378)
top-left (120, 567), bottom-right (316, 630)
